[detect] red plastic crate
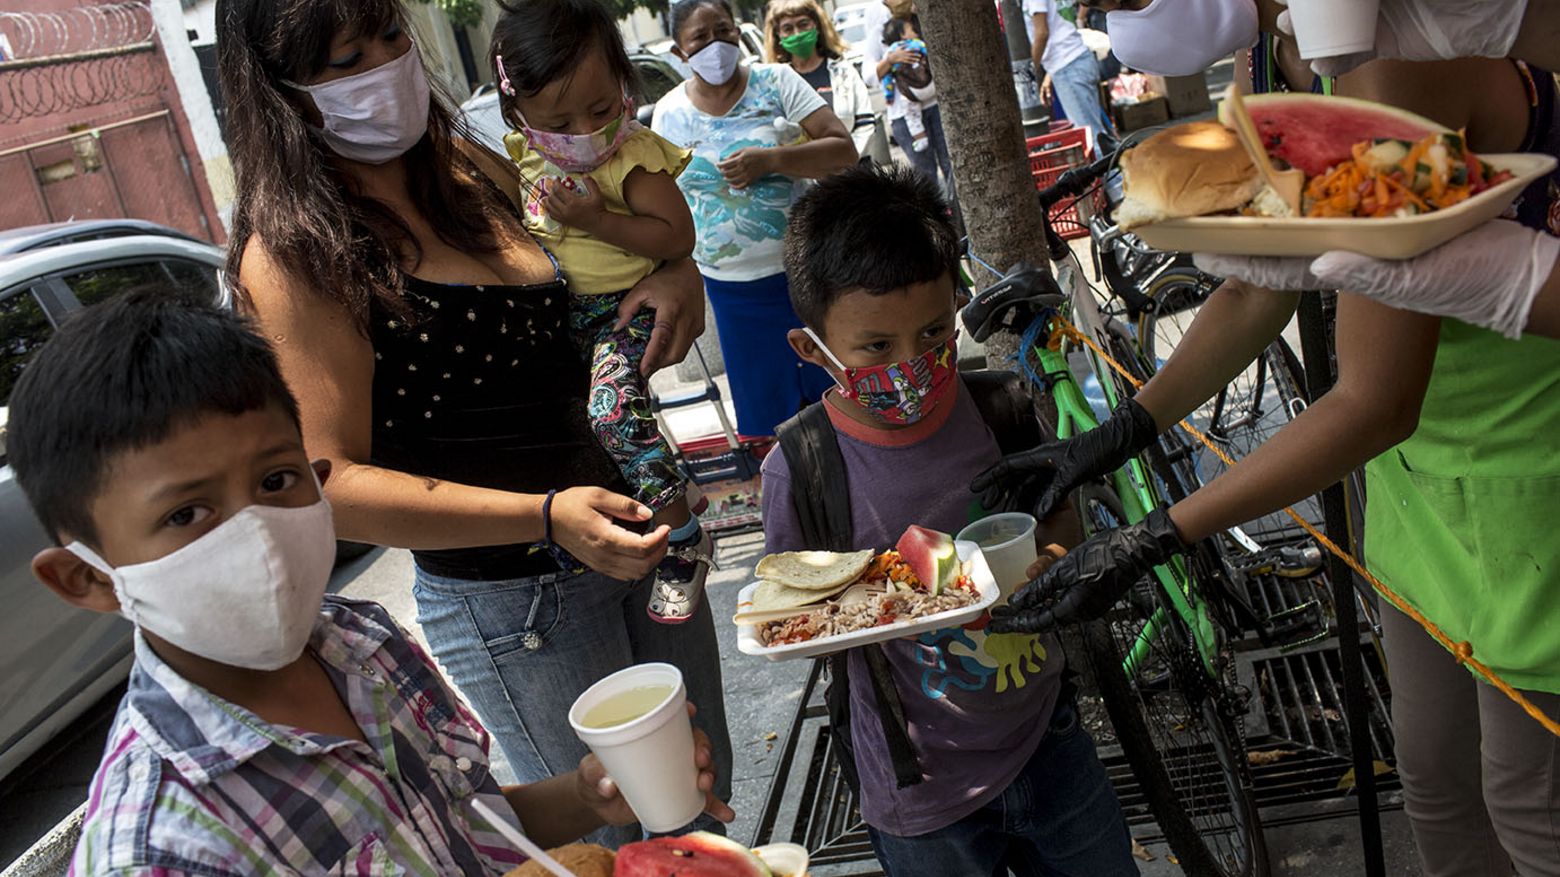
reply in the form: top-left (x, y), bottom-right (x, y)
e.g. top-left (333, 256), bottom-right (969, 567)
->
top-left (1027, 129), bottom-right (1100, 240)
top-left (1025, 126), bottom-right (1090, 174)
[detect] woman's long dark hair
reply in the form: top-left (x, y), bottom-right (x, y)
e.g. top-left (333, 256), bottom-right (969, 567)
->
top-left (218, 0), bottom-right (508, 329)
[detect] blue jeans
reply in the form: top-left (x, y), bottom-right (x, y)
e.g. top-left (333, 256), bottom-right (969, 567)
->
top-left (867, 701), bottom-right (1137, 877)
top-left (1050, 51), bottom-right (1124, 201)
top-left (413, 565), bottom-right (732, 847)
top-left (890, 103), bottom-right (958, 203)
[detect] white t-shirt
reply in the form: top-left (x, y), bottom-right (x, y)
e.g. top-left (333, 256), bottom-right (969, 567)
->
top-left (1024, 0), bottom-right (1089, 75)
top-left (861, 1), bottom-right (935, 121)
top-left (651, 64), bottom-right (828, 282)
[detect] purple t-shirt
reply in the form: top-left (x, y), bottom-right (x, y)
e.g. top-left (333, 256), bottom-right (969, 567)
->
top-left (760, 378), bottom-right (1063, 837)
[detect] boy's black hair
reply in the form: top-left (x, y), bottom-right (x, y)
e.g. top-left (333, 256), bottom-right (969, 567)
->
top-left (491, 0), bottom-right (639, 124)
top-left (7, 289), bottom-right (301, 546)
top-left (783, 163), bottom-right (961, 330)
top-left (670, 0), bottom-right (736, 41)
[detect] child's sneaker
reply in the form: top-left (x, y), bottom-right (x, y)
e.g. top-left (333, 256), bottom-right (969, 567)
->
top-left (648, 526), bottom-right (714, 624)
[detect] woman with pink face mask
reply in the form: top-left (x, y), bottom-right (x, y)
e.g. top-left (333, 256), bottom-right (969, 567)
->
top-left (218, 0), bottom-right (731, 848)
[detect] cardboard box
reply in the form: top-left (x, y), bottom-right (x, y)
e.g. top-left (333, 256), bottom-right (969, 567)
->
top-left (1114, 96), bottom-right (1170, 133)
top-left (1146, 72), bottom-right (1213, 117)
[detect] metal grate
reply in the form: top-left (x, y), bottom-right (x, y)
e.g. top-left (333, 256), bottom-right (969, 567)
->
top-left (1243, 639), bottom-right (1396, 767)
top-left (751, 662), bottom-right (883, 876)
top-left (754, 637), bottom-right (1397, 869)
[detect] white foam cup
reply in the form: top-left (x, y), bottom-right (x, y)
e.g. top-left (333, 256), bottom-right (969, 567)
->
top-left (1287, 0), bottom-right (1380, 59)
top-left (957, 513), bottom-right (1039, 601)
top-left (568, 662), bottom-right (703, 833)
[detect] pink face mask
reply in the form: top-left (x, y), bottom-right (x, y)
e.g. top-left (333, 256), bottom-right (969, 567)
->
top-left (497, 56), bottom-right (635, 173)
top-left (806, 328), bottom-right (959, 426)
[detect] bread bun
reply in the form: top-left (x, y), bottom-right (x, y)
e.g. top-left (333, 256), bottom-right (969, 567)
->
top-left (1116, 121), bottom-right (1263, 230)
top-left (504, 844), bottom-right (615, 877)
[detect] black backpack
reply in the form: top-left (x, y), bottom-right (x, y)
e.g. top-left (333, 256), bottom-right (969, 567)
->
top-left (773, 370), bottom-right (1042, 791)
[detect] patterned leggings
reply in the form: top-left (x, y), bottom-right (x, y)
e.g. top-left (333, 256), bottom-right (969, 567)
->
top-left (570, 291), bottom-right (685, 511)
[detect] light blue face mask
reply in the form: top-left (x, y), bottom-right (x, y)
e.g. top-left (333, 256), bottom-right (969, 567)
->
top-left (687, 39), bottom-right (741, 85)
top-left (283, 43), bottom-right (431, 164)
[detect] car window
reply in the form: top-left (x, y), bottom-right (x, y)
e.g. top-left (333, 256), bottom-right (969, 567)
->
top-left (635, 61), bottom-right (681, 106)
top-left (62, 259), bottom-right (220, 309)
top-left (0, 289), bottom-right (52, 408)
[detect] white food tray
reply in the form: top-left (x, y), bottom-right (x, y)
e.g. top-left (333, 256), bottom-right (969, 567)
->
top-left (735, 541), bottom-right (1000, 662)
top-left (1132, 152), bottom-right (1556, 259)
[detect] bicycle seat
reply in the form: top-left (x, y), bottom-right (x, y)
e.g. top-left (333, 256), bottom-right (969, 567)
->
top-left (961, 262), bottom-right (1066, 343)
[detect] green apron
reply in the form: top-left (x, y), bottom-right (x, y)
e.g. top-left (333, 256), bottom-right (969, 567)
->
top-left (1365, 319), bottom-right (1560, 693)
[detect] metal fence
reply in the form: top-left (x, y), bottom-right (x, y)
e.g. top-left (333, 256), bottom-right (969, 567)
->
top-left (0, 109), bottom-right (210, 239)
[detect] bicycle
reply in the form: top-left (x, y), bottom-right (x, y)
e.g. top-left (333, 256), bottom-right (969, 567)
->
top-left (961, 153), bottom-right (1272, 877)
top-left (1072, 199), bottom-right (1318, 543)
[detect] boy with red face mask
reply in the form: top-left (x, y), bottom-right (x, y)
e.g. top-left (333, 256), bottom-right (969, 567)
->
top-left (759, 165), bottom-right (1138, 876)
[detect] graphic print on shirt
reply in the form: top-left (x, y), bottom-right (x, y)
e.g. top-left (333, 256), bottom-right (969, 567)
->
top-left (1056, 0), bottom-right (1079, 26)
top-left (915, 626), bottom-right (1049, 699)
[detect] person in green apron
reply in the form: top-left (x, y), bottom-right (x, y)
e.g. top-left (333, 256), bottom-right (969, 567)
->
top-left (973, 5), bottom-right (1560, 873)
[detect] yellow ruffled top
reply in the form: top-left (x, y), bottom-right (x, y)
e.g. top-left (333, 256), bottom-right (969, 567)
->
top-left (504, 125), bottom-right (692, 295)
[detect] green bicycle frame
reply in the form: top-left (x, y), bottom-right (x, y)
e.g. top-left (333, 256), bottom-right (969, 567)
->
top-left (1030, 334), bottom-right (1221, 677)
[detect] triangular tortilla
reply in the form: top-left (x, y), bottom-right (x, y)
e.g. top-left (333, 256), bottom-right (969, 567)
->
top-left (754, 549), bottom-right (875, 591)
top-left (751, 578), bottom-right (855, 612)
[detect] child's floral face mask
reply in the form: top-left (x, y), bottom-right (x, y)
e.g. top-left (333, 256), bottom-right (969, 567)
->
top-left (515, 98), bottom-right (632, 173)
top-left (806, 328), bottom-right (959, 427)
top-left (497, 58), bottom-right (634, 173)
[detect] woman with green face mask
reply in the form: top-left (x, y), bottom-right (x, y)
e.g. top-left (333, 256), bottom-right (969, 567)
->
top-left (765, 0), bottom-right (877, 161)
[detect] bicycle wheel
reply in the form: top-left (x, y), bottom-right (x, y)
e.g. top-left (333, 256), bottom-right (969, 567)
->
top-left (1135, 276), bottom-right (1316, 536)
top-left (1075, 483), bottom-right (1269, 877)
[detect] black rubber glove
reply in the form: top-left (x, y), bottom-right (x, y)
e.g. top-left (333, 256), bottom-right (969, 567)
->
top-left (988, 508), bottom-right (1186, 634)
top-left (970, 397), bottom-right (1159, 519)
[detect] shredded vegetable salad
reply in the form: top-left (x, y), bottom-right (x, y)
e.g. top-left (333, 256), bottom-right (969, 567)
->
top-left (759, 550), bottom-right (979, 647)
top-left (1301, 131), bottom-right (1513, 218)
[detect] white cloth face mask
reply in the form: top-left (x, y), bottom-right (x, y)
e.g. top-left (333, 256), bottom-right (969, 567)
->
top-left (286, 42), bottom-right (431, 164)
top-left (687, 40), bottom-right (742, 86)
top-left (1107, 0), bottom-right (1260, 77)
top-left (67, 497), bottom-right (337, 671)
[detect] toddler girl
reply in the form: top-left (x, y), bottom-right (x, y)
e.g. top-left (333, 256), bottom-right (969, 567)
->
top-left (491, 0), bottom-right (710, 623)
top-left (881, 16), bottom-right (933, 153)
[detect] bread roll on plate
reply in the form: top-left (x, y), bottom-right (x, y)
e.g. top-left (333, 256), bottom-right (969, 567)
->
top-left (1116, 121), bottom-right (1263, 230)
top-left (504, 843), bottom-right (614, 877)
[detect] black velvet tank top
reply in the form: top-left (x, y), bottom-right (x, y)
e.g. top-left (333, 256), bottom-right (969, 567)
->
top-left (368, 263), bottom-right (626, 581)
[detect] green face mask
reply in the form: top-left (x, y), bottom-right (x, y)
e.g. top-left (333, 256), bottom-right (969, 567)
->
top-left (780, 28), bottom-right (819, 59)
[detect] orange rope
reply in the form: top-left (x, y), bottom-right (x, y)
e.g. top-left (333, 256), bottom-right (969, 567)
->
top-left (1055, 317), bottom-right (1560, 738)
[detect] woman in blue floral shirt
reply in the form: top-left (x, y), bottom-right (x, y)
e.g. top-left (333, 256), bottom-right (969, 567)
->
top-left (653, 0), bottom-right (856, 436)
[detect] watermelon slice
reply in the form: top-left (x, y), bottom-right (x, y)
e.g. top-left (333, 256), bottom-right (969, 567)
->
top-left (1219, 93), bottom-right (1449, 178)
top-left (895, 525), bottom-right (959, 595)
top-left (614, 832), bottom-right (772, 877)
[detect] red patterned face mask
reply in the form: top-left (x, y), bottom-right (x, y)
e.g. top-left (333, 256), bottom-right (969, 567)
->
top-left (806, 329), bottom-right (959, 426)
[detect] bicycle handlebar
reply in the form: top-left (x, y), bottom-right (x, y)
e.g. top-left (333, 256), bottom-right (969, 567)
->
top-left (1038, 150), bottom-right (1119, 211)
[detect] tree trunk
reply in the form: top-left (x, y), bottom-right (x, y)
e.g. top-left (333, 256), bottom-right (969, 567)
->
top-left (919, 0), bottom-right (1051, 366)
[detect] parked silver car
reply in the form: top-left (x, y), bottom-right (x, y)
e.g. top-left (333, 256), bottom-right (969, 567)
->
top-left (0, 221), bottom-right (229, 782)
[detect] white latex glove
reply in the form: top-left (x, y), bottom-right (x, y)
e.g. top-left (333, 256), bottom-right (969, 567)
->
top-left (1275, 0), bottom-right (1528, 76)
top-left (1195, 221), bottom-right (1560, 339)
